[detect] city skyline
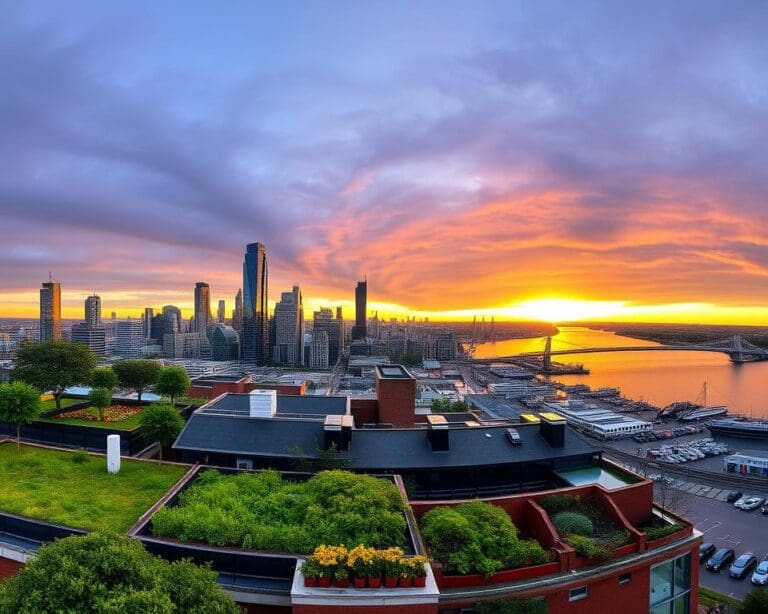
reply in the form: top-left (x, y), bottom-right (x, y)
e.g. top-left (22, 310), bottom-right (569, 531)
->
top-left (1, 3), bottom-right (768, 325)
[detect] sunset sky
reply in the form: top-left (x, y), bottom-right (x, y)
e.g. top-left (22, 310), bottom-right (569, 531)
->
top-left (1, 1), bottom-right (767, 323)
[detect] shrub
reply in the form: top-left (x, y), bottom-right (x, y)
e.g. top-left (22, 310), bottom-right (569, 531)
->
top-left (552, 511), bottom-right (593, 537)
top-left (70, 449), bottom-right (90, 464)
top-left (539, 494), bottom-right (578, 514)
top-left (643, 524), bottom-right (681, 541)
top-left (566, 535), bottom-right (613, 562)
top-left (420, 501), bottom-right (549, 576)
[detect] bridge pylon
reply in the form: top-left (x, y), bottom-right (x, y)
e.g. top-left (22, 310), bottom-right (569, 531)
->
top-left (543, 336), bottom-right (552, 372)
top-left (730, 335), bottom-right (744, 364)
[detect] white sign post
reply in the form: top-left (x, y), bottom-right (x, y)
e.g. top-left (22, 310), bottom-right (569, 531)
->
top-left (107, 434), bottom-right (121, 474)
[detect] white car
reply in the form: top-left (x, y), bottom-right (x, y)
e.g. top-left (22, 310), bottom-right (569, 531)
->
top-left (741, 497), bottom-right (765, 511)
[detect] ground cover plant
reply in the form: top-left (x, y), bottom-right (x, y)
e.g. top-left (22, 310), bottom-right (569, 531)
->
top-left (419, 500), bottom-right (549, 576)
top-left (0, 444), bottom-right (187, 532)
top-left (39, 398), bottom-right (81, 411)
top-left (41, 405), bottom-right (144, 429)
top-left (151, 469), bottom-right (407, 553)
top-left (540, 494), bottom-right (630, 560)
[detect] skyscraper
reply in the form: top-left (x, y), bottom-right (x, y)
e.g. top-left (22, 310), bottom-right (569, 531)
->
top-left (143, 307), bottom-right (154, 340)
top-left (310, 330), bottom-right (329, 369)
top-left (161, 305), bottom-right (182, 336)
top-left (39, 279), bottom-right (61, 342)
top-left (352, 279), bottom-right (367, 340)
top-left (272, 286), bottom-right (304, 366)
top-left (233, 289), bottom-right (243, 334)
top-left (193, 282), bottom-right (211, 334)
top-left (116, 319), bottom-right (144, 358)
top-left (85, 294), bottom-right (101, 328)
top-left (217, 299), bottom-right (226, 323)
top-left (313, 307), bottom-right (342, 365)
top-left (242, 243), bottom-right (269, 364)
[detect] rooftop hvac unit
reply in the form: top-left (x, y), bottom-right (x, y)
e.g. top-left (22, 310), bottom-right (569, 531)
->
top-left (249, 389), bottom-right (277, 418)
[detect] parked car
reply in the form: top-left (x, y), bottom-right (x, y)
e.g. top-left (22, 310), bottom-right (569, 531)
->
top-left (699, 543), bottom-right (716, 563)
top-left (751, 560), bottom-right (768, 586)
top-left (734, 496), bottom-right (751, 509)
top-left (727, 491), bottom-right (743, 503)
top-left (741, 497), bottom-right (765, 511)
top-left (729, 553), bottom-right (758, 580)
top-left (707, 548), bottom-right (736, 572)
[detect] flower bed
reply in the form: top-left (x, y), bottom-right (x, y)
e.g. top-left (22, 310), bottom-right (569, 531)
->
top-left (53, 405), bottom-right (142, 424)
top-left (300, 544), bottom-right (428, 589)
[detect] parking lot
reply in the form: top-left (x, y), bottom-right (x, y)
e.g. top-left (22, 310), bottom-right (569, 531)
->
top-left (661, 485), bottom-right (768, 600)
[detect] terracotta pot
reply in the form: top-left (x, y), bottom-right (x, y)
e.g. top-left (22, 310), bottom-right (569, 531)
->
top-left (368, 576), bottom-right (382, 589)
top-left (384, 576), bottom-right (398, 588)
top-left (413, 576), bottom-right (426, 587)
top-left (335, 577), bottom-right (350, 589)
top-left (398, 576), bottom-right (413, 588)
top-left (318, 576), bottom-right (331, 588)
top-left (304, 576), bottom-right (317, 587)
top-left (353, 577), bottom-right (366, 589)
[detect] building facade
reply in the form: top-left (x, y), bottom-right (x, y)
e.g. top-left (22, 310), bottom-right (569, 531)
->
top-left (272, 286), bottom-right (304, 366)
top-left (310, 330), bottom-right (329, 368)
top-left (116, 319), bottom-right (144, 358)
top-left (352, 279), bottom-right (367, 340)
top-left (242, 243), bottom-right (269, 364)
top-left (39, 280), bottom-right (61, 342)
top-left (193, 282), bottom-right (211, 334)
top-left (84, 294), bottom-right (101, 328)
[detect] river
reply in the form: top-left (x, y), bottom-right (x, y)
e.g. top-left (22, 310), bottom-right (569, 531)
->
top-left (472, 327), bottom-right (768, 416)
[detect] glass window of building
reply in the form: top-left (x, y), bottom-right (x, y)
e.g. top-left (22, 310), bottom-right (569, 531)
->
top-left (569, 586), bottom-right (588, 602)
top-left (650, 553), bottom-right (691, 614)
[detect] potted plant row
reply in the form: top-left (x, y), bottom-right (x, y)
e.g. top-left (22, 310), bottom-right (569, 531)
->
top-left (301, 544), bottom-right (428, 589)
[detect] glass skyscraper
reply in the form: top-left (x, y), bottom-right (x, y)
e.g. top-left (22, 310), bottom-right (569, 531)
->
top-left (39, 280), bottom-right (61, 341)
top-left (242, 243), bottom-right (269, 363)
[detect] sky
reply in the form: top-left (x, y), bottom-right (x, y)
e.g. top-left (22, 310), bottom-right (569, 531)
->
top-left (1, 1), bottom-right (767, 323)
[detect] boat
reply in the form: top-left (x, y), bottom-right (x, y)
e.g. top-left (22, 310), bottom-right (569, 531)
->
top-left (678, 406), bottom-right (728, 422)
top-left (662, 382), bottom-right (728, 422)
top-left (708, 418), bottom-right (768, 439)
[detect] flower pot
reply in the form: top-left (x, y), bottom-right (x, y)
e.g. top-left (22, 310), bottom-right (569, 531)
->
top-left (384, 576), bottom-right (398, 588)
top-left (304, 576), bottom-right (317, 588)
top-left (318, 576), bottom-right (331, 588)
top-left (335, 577), bottom-right (350, 589)
top-left (368, 576), bottom-right (382, 589)
top-left (398, 576), bottom-right (413, 588)
top-left (413, 576), bottom-right (426, 588)
top-left (353, 577), bottom-right (366, 589)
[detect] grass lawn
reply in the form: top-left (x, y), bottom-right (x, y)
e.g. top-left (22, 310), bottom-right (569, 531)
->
top-left (698, 586), bottom-right (741, 608)
top-left (39, 398), bottom-right (82, 411)
top-left (38, 406), bottom-right (145, 430)
top-left (0, 444), bottom-right (187, 533)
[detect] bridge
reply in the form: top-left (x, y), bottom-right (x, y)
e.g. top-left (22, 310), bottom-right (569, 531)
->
top-left (484, 335), bottom-right (768, 369)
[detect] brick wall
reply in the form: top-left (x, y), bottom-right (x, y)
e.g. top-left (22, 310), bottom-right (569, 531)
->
top-left (350, 399), bottom-right (379, 426)
top-left (0, 556), bottom-right (24, 578)
top-left (375, 377), bottom-right (416, 428)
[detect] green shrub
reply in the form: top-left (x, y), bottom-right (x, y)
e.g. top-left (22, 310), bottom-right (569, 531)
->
top-left (566, 535), bottom-right (613, 561)
top-left (151, 469), bottom-right (406, 553)
top-left (552, 512), bottom-right (593, 537)
top-left (643, 524), bottom-right (681, 541)
top-left (539, 494), bottom-right (578, 514)
top-left (420, 501), bottom-right (549, 576)
top-left (474, 598), bottom-right (547, 614)
top-left (70, 449), bottom-right (90, 464)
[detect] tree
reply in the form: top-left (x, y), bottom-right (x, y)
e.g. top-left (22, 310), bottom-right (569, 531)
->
top-left (741, 587), bottom-right (768, 614)
top-left (13, 340), bottom-right (96, 409)
top-left (91, 367), bottom-right (118, 390)
top-left (156, 366), bottom-right (191, 406)
top-left (431, 397), bottom-right (452, 413)
top-left (0, 382), bottom-right (41, 450)
top-left (90, 387), bottom-right (112, 422)
top-left (0, 533), bottom-right (239, 613)
top-left (139, 403), bottom-right (184, 464)
top-left (113, 360), bottom-right (161, 403)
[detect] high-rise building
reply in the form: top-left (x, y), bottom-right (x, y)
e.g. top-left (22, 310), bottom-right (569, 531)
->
top-left (162, 305), bottom-right (182, 336)
top-left (84, 294), bottom-right (101, 328)
top-left (143, 307), bottom-right (154, 340)
top-left (193, 282), bottom-right (211, 334)
top-left (233, 289), bottom-right (243, 334)
top-left (39, 279), bottom-right (61, 342)
top-left (310, 330), bottom-right (329, 369)
top-left (116, 319), bottom-right (144, 358)
top-left (208, 324), bottom-right (240, 360)
top-left (71, 323), bottom-right (106, 356)
top-left (313, 307), bottom-right (342, 365)
top-left (352, 279), bottom-right (367, 341)
top-left (217, 299), bottom-right (226, 323)
top-left (242, 243), bottom-right (269, 364)
top-left (272, 286), bottom-right (304, 366)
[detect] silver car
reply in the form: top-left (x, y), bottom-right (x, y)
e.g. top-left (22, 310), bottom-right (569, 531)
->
top-left (752, 560), bottom-right (768, 586)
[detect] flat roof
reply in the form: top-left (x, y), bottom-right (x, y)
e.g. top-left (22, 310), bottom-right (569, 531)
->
top-left (202, 393), bottom-right (347, 417)
top-left (192, 374), bottom-right (248, 383)
top-left (375, 365), bottom-right (415, 380)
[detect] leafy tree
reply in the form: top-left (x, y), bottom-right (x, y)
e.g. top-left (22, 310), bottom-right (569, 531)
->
top-left (0, 382), bottom-right (41, 450)
top-left (156, 366), bottom-right (191, 406)
top-left (0, 532), bottom-right (239, 613)
top-left (90, 367), bottom-right (118, 390)
top-left (139, 403), bottom-right (184, 464)
top-left (13, 340), bottom-right (96, 409)
top-left (89, 387), bottom-right (113, 422)
top-left (451, 400), bottom-right (469, 412)
top-left (741, 587), bottom-right (768, 614)
top-left (431, 398), bottom-right (452, 413)
top-left (113, 360), bottom-right (161, 402)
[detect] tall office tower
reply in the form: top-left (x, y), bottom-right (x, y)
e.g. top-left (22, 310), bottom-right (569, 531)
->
top-left (217, 299), bottom-right (226, 323)
top-left (71, 323), bottom-right (106, 356)
top-left (313, 307), bottom-right (342, 365)
top-left (272, 286), bottom-right (304, 366)
top-left (351, 279), bottom-right (367, 340)
top-left (233, 289), bottom-right (243, 334)
top-left (116, 318), bottom-right (144, 358)
top-left (242, 243), bottom-right (269, 364)
top-left (39, 279), bottom-right (62, 342)
top-left (336, 306), bottom-right (345, 351)
top-left (84, 294), bottom-right (101, 328)
top-left (208, 324), bottom-right (240, 360)
top-left (161, 305), bottom-right (182, 336)
top-left (193, 282), bottom-right (211, 334)
top-left (143, 307), bottom-right (154, 340)
top-left (310, 330), bottom-right (329, 369)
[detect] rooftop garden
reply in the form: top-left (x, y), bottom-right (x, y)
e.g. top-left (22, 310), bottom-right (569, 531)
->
top-left (39, 398), bottom-right (81, 411)
top-left (419, 501), bottom-right (550, 576)
top-left (0, 444), bottom-right (187, 532)
top-left (151, 469), bottom-right (408, 553)
top-left (38, 405), bottom-right (145, 430)
top-left (540, 494), bottom-right (631, 560)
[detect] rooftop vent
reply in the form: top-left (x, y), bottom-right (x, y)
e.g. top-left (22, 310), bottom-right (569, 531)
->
top-left (506, 428), bottom-right (522, 446)
top-left (249, 389), bottom-right (277, 418)
top-left (426, 414), bottom-right (449, 452)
